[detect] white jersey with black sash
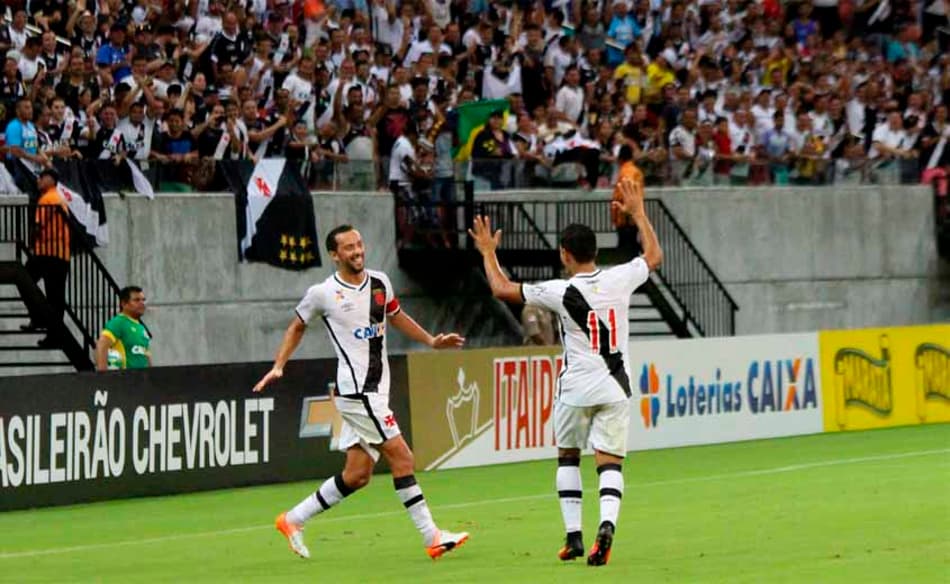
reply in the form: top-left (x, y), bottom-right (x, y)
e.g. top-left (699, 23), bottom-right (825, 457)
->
top-left (521, 257), bottom-right (650, 406)
top-left (295, 269), bottom-right (401, 397)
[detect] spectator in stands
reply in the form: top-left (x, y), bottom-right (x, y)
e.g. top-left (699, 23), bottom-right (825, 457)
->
top-left (555, 65), bottom-right (585, 126)
top-left (4, 10), bottom-right (30, 53)
top-left (471, 108), bottom-right (515, 190)
top-left (285, 119), bottom-right (319, 181)
top-left (97, 24), bottom-right (131, 88)
top-left (869, 110), bottom-right (916, 183)
top-left (151, 108), bottom-right (198, 181)
top-left (6, 98), bottom-right (51, 192)
top-left (0, 0), bottom-right (940, 193)
top-left (88, 102), bottom-right (130, 160)
top-left (390, 121), bottom-right (433, 244)
top-left (920, 104), bottom-right (950, 183)
top-left (761, 110), bottom-right (793, 184)
top-left (669, 108), bottom-right (699, 183)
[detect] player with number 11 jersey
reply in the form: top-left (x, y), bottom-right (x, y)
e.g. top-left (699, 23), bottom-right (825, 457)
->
top-left (469, 177), bottom-right (663, 568)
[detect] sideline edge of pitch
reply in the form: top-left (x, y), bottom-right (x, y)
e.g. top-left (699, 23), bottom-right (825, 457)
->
top-left (0, 447), bottom-right (947, 561)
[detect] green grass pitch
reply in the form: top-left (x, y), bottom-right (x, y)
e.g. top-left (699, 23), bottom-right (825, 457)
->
top-left (0, 424), bottom-right (947, 583)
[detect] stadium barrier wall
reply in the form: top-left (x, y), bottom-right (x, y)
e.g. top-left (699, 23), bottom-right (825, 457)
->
top-left (0, 183), bottom-right (934, 369)
top-left (406, 324), bottom-right (948, 472)
top-left (0, 357), bottom-right (412, 511)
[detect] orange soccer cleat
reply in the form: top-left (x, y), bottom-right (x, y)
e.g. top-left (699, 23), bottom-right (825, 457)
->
top-left (426, 529), bottom-right (470, 560)
top-left (275, 512), bottom-right (310, 559)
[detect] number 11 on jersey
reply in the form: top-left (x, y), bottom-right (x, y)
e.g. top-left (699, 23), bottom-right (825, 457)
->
top-left (587, 309), bottom-right (618, 353)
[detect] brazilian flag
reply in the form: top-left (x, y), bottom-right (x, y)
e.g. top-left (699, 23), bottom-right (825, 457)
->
top-left (453, 98), bottom-right (510, 161)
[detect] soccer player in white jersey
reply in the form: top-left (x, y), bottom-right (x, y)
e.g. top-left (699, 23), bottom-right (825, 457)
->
top-left (469, 178), bottom-right (662, 566)
top-left (252, 225), bottom-right (470, 561)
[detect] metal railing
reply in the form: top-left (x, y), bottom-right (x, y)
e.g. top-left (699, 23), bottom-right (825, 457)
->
top-left (395, 192), bottom-right (738, 336)
top-left (0, 204), bottom-right (120, 357)
top-left (645, 199), bottom-right (738, 337)
top-left (8, 154), bottom-right (925, 197)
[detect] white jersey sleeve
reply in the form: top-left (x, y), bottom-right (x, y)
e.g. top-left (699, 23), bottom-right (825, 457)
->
top-left (605, 256), bottom-right (651, 297)
top-left (295, 284), bottom-right (327, 324)
top-left (522, 280), bottom-right (569, 312)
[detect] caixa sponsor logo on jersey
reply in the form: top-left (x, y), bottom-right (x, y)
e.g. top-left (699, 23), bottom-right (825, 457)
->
top-left (353, 322), bottom-right (386, 340)
top-left (638, 358), bottom-right (819, 428)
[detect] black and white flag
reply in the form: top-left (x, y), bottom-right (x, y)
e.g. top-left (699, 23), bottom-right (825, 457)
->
top-left (5, 159), bottom-right (109, 246)
top-left (93, 159), bottom-right (156, 199)
top-left (221, 158), bottom-right (321, 270)
top-left (55, 160), bottom-right (109, 247)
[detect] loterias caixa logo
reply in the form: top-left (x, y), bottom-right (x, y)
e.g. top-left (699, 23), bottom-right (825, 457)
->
top-left (831, 335), bottom-right (892, 429)
top-left (638, 357), bottom-right (819, 429)
top-left (914, 342), bottom-right (949, 422)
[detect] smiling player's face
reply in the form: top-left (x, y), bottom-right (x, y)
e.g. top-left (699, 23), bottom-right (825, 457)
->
top-left (332, 229), bottom-right (365, 275)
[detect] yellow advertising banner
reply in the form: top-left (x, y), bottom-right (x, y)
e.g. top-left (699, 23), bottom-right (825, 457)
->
top-left (819, 324), bottom-right (950, 431)
top-left (406, 346), bottom-right (562, 471)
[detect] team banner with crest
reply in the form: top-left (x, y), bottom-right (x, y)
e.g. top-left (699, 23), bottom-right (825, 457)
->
top-left (221, 159), bottom-right (321, 270)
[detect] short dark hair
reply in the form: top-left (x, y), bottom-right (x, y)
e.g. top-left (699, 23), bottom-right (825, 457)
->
top-left (559, 224), bottom-right (597, 263)
top-left (326, 224), bottom-right (355, 252)
top-left (618, 144), bottom-right (634, 163)
top-left (119, 286), bottom-right (143, 304)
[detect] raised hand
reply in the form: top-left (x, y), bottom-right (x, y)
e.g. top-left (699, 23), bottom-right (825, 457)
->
top-left (467, 214), bottom-right (502, 255)
top-left (611, 177), bottom-right (644, 219)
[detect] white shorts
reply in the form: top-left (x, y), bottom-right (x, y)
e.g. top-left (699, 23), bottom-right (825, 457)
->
top-left (335, 394), bottom-right (401, 462)
top-left (554, 399), bottom-right (631, 457)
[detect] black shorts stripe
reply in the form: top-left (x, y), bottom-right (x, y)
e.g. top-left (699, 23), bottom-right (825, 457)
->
top-left (558, 490), bottom-right (583, 499)
top-left (321, 315), bottom-right (359, 392)
top-left (362, 276), bottom-right (386, 393)
top-left (402, 494), bottom-right (425, 508)
top-left (562, 285), bottom-right (632, 397)
top-left (393, 475), bottom-right (418, 490)
top-left (558, 456), bottom-right (581, 467)
top-left (597, 463), bottom-right (623, 474)
top-left (360, 394), bottom-right (388, 442)
top-left (335, 474), bottom-right (354, 497)
top-left (316, 490), bottom-right (330, 510)
top-left (599, 487), bottom-right (623, 499)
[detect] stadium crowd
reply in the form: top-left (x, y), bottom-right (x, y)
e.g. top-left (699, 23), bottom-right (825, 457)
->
top-left (0, 0), bottom-right (947, 193)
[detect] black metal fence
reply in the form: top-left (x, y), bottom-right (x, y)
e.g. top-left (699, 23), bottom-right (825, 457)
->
top-left (395, 191), bottom-right (738, 337)
top-left (0, 203), bottom-right (120, 356)
top-left (645, 199), bottom-right (738, 337)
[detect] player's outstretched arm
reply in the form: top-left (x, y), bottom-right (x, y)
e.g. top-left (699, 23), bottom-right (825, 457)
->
top-left (614, 178), bottom-right (663, 271)
top-left (468, 215), bottom-right (524, 304)
top-left (389, 310), bottom-right (465, 349)
top-left (253, 316), bottom-right (307, 392)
